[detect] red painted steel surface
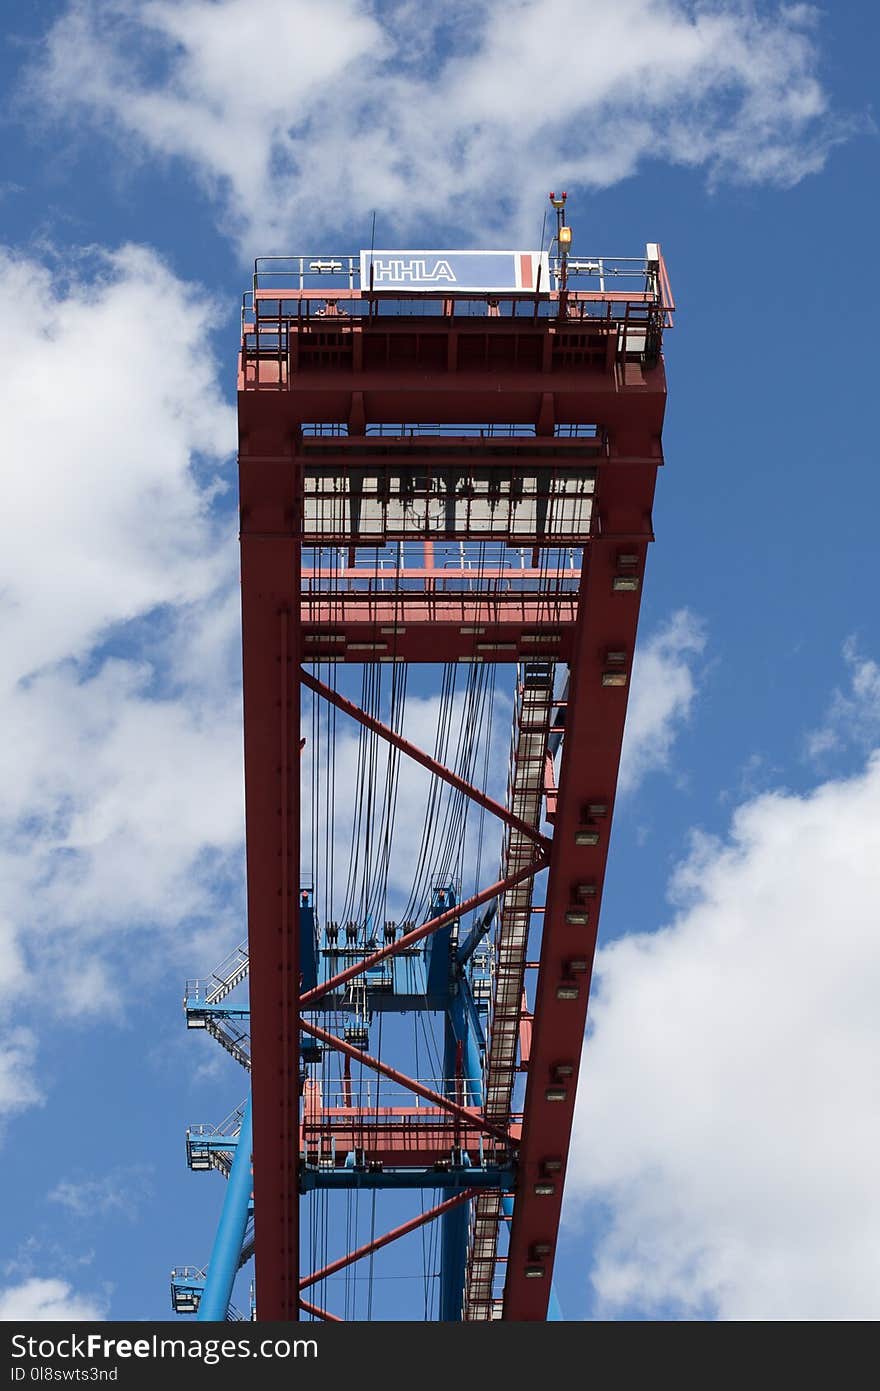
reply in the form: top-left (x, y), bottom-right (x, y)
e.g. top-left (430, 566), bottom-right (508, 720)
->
top-left (299, 1298), bottom-right (342, 1322)
top-left (301, 1116), bottom-right (516, 1169)
top-left (239, 441), bottom-right (303, 1320)
top-left (302, 669), bottom-right (550, 851)
top-left (238, 255), bottom-right (670, 1320)
top-left (300, 1019), bottom-right (513, 1145)
top-left (301, 598), bottom-right (578, 663)
top-left (503, 457), bottom-right (663, 1319)
top-left (301, 1190), bottom-right (481, 1290)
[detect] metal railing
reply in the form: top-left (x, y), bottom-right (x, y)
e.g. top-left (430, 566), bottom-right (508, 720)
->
top-left (185, 940), bottom-right (249, 1008)
top-left (254, 254), bottom-right (361, 294)
top-left (299, 541), bottom-right (584, 599)
top-left (188, 1100), bottom-right (248, 1142)
top-left (250, 251), bottom-right (666, 300)
top-left (551, 253), bottom-right (656, 293)
top-left (241, 245), bottom-right (674, 340)
top-left (311, 1078), bottom-right (483, 1110)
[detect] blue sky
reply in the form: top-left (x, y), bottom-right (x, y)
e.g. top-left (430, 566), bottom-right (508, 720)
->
top-left (0, 0), bottom-right (878, 1322)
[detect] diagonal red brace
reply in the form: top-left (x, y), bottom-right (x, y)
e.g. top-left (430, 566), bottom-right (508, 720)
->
top-left (301, 668), bottom-right (551, 856)
top-left (301, 860), bottom-right (546, 1007)
top-left (301, 1188), bottom-right (480, 1290)
top-left (299, 1018), bottom-right (512, 1145)
top-left (299, 1298), bottom-right (342, 1322)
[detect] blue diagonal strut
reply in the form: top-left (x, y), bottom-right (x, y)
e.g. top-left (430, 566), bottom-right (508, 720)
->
top-left (197, 1094), bottom-right (253, 1321)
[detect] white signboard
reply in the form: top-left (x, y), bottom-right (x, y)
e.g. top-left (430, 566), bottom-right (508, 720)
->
top-left (360, 249), bottom-right (550, 294)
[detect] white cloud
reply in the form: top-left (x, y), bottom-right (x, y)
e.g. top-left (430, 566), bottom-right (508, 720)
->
top-left (0, 1276), bottom-right (106, 1321)
top-left (806, 637), bottom-right (880, 758)
top-left (0, 1031), bottom-right (43, 1119)
top-left (0, 243), bottom-right (234, 682)
top-left (618, 608), bottom-right (705, 794)
top-left (568, 749), bottom-right (880, 1320)
top-left (3, 650), bottom-right (245, 950)
top-left (48, 1167), bottom-right (153, 1220)
top-left (0, 246), bottom-right (241, 1116)
top-left (31, 1), bottom-right (849, 253)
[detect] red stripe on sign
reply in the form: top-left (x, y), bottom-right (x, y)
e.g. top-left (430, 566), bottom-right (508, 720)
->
top-left (520, 253), bottom-right (533, 290)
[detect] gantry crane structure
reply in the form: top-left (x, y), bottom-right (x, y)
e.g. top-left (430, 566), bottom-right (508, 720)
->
top-left (171, 212), bottom-right (673, 1322)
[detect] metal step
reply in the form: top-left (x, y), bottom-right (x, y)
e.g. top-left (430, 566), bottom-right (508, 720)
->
top-left (204, 1015), bottom-right (252, 1071)
top-left (204, 941), bottom-right (250, 1005)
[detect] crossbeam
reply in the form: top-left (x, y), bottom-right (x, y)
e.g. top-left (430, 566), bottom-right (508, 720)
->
top-left (299, 1299), bottom-right (342, 1322)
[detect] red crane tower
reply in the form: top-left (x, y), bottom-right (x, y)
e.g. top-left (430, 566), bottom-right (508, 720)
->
top-left (173, 214), bottom-right (673, 1323)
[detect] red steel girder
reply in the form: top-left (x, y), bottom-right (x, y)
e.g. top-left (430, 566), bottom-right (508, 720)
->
top-left (238, 357), bottom-right (668, 439)
top-left (299, 1299), bottom-right (342, 1322)
top-left (302, 1112), bottom-right (518, 1168)
top-left (503, 459), bottom-right (660, 1318)
top-left (301, 597), bottom-right (576, 663)
top-left (300, 1189), bottom-right (480, 1290)
top-left (251, 286), bottom-right (661, 305)
top-left (301, 669), bottom-right (550, 853)
top-left (239, 443), bottom-right (302, 1322)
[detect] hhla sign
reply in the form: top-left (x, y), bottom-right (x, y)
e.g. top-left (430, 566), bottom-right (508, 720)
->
top-left (371, 257), bottom-right (456, 283)
top-left (361, 249), bottom-right (549, 294)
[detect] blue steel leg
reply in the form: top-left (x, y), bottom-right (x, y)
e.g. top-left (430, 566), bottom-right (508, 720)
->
top-left (439, 1005), bottom-right (472, 1322)
top-left (440, 1185), bottom-right (470, 1321)
top-left (501, 1195), bottom-right (564, 1320)
top-left (197, 1095), bottom-right (253, 1321)
top-left (548, 1286), bottom-right (564, 1322)
top-left (439, 986), bottom-right (485, 1321)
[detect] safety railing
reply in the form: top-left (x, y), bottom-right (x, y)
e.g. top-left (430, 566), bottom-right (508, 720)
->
top-left (251, 250), bottom-right (669, 301)
top-left (241, 245), bottom-right (674, 339)
top-left (254, 255), bottom-right (361, 294)
top-left (300, 541), bottom-right (584, 598)
top-left (184, 942), bottom-right (249, 1009)
top-left (311, 1078), bottom-right (483, 1110)
top-left (551, 253), bottom-right (655, 292)
top-left (188, 1101), bottom-right (248, 1142)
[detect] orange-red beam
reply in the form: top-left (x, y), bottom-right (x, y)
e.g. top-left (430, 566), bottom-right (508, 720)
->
top-left (301, 1189), bottom-right (480, 1290)
top-left (299, 1299), bottom-right (343, 1322)
top-left (302, 669), bottom-right (550, 853)
top-left (301, 860), bottom-right (545, 1007)
top-left (300, 1019), bottom-right (512, 1146)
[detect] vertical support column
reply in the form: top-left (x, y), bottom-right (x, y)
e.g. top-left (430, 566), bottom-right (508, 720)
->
top-left (239, 437), bottom-right (302, 1321)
